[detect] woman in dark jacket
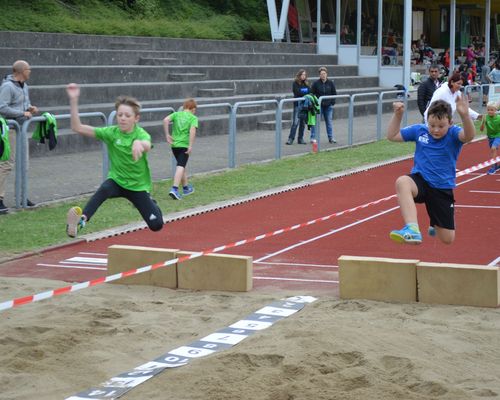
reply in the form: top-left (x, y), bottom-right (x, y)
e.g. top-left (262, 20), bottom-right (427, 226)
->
top-left (286, 69), bottom-right (310, 145)
top-left (311, 66), bottom-right (337, 143)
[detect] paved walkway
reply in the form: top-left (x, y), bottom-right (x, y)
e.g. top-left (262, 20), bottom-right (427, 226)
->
top-left (3, 107), bottom-right (423, 207)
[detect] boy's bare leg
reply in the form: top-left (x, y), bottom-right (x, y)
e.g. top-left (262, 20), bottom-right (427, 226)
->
top-left (395, 176), bottom-right (418, 223)
top-left (434, 227), bottom-right (455, 244)
top-left (173, 166), bottom-right (185, 187)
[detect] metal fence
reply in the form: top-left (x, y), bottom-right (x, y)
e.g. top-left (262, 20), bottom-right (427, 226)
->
top-left (11, 87), bottom-right (424, 208)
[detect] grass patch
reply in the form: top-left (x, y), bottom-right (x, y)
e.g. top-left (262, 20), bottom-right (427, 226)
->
top-left (0, 140), bottom-right (414, 258)
top-left (0, 0), bottom-right (271, 41)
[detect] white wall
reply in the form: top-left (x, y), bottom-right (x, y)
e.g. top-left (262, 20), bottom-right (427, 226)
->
top-left (359, 56), bottom-right (378, 76)
top-left (317, 34), bottom-right (337, 54)
top-left (338, 46), bottom-right (358, 65)
top-left (380, 67), bottom-right (404, 87)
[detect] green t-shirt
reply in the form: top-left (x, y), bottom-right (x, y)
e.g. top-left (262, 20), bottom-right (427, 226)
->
top-left (485, 114), bottom-right (500, 139)
top-left (169, 111), bottom-right (198, 148)
top-left (94, 124), bottom-right (152, 192)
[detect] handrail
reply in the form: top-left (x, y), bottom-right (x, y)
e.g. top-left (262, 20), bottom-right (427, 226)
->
top-left (5, 120), bottom-right (21, 208)
top-left (276, 97), bottom-right (303, 160)
top-left (349, 92), bottom-right (379, 146)
top-left (172, 103), bottom-right (232, 174)
top-left (20, 112), bottom-right (107, 208)
top-left (231, 99), bottom-right (278, 168)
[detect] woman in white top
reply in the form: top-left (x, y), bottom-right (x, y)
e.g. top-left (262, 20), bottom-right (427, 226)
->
top-left (424, 72), bottom-right (480, 123)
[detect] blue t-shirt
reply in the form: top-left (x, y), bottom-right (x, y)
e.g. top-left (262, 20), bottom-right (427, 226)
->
top-left (400, 124), bottom-right (463, 189)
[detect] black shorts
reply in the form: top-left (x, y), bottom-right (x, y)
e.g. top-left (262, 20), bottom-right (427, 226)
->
top-left (410, 173), bottom-right (455, 230)
top-left (172, 147), bottom-right (189, 168)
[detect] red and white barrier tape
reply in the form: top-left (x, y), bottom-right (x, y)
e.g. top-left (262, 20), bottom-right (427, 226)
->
top-left (1, 157), bottom-right (498, 313)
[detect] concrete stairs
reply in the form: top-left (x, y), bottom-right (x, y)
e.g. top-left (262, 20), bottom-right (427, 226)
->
top-left (0, 31), bottom-right (412, 158)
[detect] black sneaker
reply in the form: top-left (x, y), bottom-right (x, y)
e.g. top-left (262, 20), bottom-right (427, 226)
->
top-left (26, 199), bottom-right (36, 207)
top-left (0, 199), bottom-right (7, 215)
top-left (329, 138), bottom-right (337, 144)
top-left (297, 139), bottom-right (307, 144)
top-left (286, 139), bottom-right (293, 145)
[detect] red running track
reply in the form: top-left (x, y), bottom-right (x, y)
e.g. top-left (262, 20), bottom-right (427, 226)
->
top-left (1, 139), bottom-right (499, 297)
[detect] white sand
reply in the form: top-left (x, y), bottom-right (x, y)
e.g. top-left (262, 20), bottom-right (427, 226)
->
top-left (1, 277), bottom-right (500, 400)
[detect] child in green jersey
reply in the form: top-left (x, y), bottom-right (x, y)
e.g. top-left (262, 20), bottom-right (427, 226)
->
top-left (65, 83), bottom-right (163, 237)
top-left (480, 101), bottom-right (500, 174)
top-left (163, 98), bottom-right (198, 200)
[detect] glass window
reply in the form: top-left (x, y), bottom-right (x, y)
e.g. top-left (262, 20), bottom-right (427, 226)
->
top-left (320, 0), bottom-right (337, 34)
top-left (361, 0), bottom-right (378, 55)
top-left (381, 0), bottom-right (404, 66)
top-left (340, 0), bottom-right (357, 44)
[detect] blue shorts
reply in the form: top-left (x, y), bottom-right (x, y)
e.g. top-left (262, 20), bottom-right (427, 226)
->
top-left (488, 137), bottom-right (500, 149)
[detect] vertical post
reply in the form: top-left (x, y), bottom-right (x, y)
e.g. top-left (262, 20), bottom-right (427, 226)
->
top-left (348, 95), bottom-right (354, 146)
top-left (20, 120), bottom-right (30, 208)
top-left (229, 104), bottom-right (237, 168)
top-left (450, 0), bottom-right (456, 75)
top-left (377, 92), bottom-right (383, 141)
top-left (275, 100), bottom-right (283, 160)
top-left (485, 0), bottom-right (491, 63)
top-left (403, 0), bottom-right (412, 90)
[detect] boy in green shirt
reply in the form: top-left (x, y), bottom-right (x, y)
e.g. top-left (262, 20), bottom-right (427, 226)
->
top-left (480, 101), bottom-right (500, 174)
top-left (163, 98), bottom-right (198, 200)
top-left (65, 83), bottom-right (163, 237)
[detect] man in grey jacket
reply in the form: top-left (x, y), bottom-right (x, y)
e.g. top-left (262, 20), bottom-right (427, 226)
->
top-left (0, 60), bottom-right (38, 214)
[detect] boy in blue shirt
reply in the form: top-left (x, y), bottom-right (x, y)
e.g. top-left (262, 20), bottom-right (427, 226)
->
top-left (387, 95), bottom-right (475, 245)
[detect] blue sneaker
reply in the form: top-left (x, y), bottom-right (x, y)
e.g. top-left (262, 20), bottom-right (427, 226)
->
top-left (428, 226), bottom-right (436, 237)
top-left (183, 184), bottom-right (195, 196)
top-left (390, 224), bottom-right (422, 245)
top-left (169, 187), bottom-right (182, 200)
top-left (487, 165), bottom-right (497, 175)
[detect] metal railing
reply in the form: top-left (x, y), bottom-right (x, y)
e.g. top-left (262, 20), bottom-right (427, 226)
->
top-left (10, 89), bottom-right (422, 208)
top-left (5, 120), bottom-right (22, 208)
top-left (230, 99), bottom-right (278, 168)
top-left (20, 112), bottom-right (107, 208)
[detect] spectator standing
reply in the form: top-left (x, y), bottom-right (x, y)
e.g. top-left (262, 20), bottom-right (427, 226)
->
top-left (424, 72), bottom-right (480, 123)
top-left (163, 98), bottom-right (198, 200)
top-left (310, 66), bottom-right (337, 143)
top-left (387, 96), bottom-right (475, 245)
top-left (0, 60), bottom-right (38, 214)
top-left (417, 64), bottom-right (441, 117)
top-left (480, 58), bottom-right (494, 106)
top-left (479, 102), bottom-right (500, 174)
top-left (488, 60), bottom-right (500, 84)
top-left (287, 69), bottom-right (310, 145)
top-left (465, 44), bottom-right (476, 67)
top-left (65, 83), bottom-right (163, 238)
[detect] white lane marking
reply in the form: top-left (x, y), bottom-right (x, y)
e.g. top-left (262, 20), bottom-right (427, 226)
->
top-left (255, 206), bottom-right (399, 262)
top-left (64, 257), bottom-right (107, 264)
top-left (78, 252), bottom-right (108, 256)
top-left (253, 276), bottom-right (338, 283)
top-left (456, 205), bottom-right (500, 209)
top-left (469, 190), bottom-right (500, 194)
top-left (488, 257), bottom-right (500, 267)
top-left (36, 263), bottom-right (107, 271)
top-left (254, 261), bottom-right (338, 269)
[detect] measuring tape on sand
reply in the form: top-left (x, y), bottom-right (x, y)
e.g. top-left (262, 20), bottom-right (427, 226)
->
top-left (1, 157), bottom-right (498, 313)
top-left (66, 296), bottom-right (317, 400)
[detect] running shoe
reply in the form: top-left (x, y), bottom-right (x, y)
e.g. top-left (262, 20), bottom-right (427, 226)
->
top-left (169, 187), bottom-right (182, 200)
top-left (389, 224), bottom-right (422, 245)
top-left (183, 184), bottom-right (195, 196)
top-left (428, 226), bottom-right (436, 237)
top-left (487, 165), bottom-right (497, 175)
top-left (66, 206), bottom-right (84, 238)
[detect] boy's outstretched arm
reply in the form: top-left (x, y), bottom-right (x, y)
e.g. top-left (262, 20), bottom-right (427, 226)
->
top-left (66, 83), bottom-right (96, 138)
top-left (456, 94), bottom-right (476, 143)
top-left (387, 102), bottom-right (405, 142)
